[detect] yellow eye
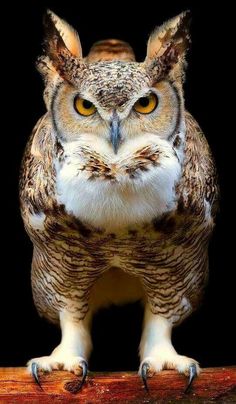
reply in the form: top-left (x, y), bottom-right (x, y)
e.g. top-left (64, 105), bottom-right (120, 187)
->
top-left (133, 93), bottom-right (158, 114)
top-left (74, 96), bottom-right (96, 116)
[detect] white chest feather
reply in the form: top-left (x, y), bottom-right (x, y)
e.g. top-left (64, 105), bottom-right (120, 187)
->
top-left (55, 136), bottom-right (182, 230)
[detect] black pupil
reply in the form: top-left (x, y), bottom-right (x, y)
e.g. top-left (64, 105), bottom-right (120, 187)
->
top-left (83, 99), bottom-right (93, 109)
top-left (139, 97), bottom-right (150, 107)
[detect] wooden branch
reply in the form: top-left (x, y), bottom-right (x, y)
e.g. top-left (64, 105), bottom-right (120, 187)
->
top-left (0, 367), bottom-right (235, 402)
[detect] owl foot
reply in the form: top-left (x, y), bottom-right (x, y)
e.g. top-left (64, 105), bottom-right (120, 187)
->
top-left (28, 355), bottom-right (88, 391)
top-left (139, 355), bottom-right (200, 393)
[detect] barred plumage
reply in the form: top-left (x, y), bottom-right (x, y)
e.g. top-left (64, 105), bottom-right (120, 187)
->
top-left (20, 10), bottom-right (218, 388)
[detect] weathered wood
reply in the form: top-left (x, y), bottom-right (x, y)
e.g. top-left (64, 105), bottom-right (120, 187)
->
top-left (0, 367), bottom-right (235, 403)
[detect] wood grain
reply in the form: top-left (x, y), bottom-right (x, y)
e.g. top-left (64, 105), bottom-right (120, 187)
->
top-left (0, 367), bottom-right (235, 403)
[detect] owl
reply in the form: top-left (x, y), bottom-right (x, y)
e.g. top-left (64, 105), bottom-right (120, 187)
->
top-left (20, 10), bottom-right (218, 392)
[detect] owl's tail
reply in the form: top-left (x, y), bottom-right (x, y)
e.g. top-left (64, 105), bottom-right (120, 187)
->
top-left (86, 39), bottom-right (135, 62)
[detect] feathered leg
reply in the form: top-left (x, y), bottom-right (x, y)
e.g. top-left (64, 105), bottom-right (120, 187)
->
top-left (28, 309), bottom-right (92, 391)
top-left (139, 304), bottom-right (199, 392)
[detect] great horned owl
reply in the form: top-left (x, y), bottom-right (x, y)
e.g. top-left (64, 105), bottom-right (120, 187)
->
top-left (20, 10), bottom-right (218, 392)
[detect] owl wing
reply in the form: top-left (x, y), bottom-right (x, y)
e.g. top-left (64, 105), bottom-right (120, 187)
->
top-left (177, 111), bottom-right (219, 219)
top-left (19, 113), bottom-right (56, 222)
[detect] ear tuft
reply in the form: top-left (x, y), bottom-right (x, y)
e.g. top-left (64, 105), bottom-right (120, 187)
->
top-left (39, 10), bottom-right (85, 83)
top-left (145, 11), bottom-right (191, 81)
top-left (36, 11), bottom-right (85, 108)
top-left (44, 10), bottom-right (82, 58)
top-left (146, 11), bottom-right (191, 61)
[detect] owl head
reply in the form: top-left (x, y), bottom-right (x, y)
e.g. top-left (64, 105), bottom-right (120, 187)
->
top-left (36, 10), bottom-right (191, 229)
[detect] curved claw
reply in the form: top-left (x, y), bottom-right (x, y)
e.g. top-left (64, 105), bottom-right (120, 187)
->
top-left (141, 362), bottom-right (150, 392)
top-left (77, 360), bottom-right (88, 391)
top-left (64, 360), bottom-right (88, 394)
top-left (31, 362), bottom-right (43, 390)
top-left (184, 363), bottom-right (197, 394)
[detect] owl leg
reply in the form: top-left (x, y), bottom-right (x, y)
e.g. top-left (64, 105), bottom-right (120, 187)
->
top-left (28, 310), bottom-right (92, 391)
top-left (139, 305), bottom-right (199, 392)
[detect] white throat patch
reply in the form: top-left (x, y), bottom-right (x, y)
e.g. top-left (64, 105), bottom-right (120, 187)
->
top-left (55, 135), bottom-right (183, 231)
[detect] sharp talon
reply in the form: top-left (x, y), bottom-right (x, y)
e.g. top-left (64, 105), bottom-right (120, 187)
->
top-left (141, 362), bottom-right (150, 392)
top-left (31, 362), bottom-right (43, 390)
top-left (77, 360), bottom-right (88, 391)
top-left (64, 360), bottom-right (88, 394)
top-left (185, 363), bottom-right (197, 394)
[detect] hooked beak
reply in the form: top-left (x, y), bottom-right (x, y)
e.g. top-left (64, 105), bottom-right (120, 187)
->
top-left (110, 111), bottom-right (120, 154)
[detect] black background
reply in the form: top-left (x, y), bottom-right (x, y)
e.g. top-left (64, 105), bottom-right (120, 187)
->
top-left (1, 1), bottom-right (235, 371)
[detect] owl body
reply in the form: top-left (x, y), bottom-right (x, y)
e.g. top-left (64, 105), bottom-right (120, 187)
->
top-left (20, 11), bottom-right (218, 386)
top-left (21, 109), bottom-right (214, 323)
